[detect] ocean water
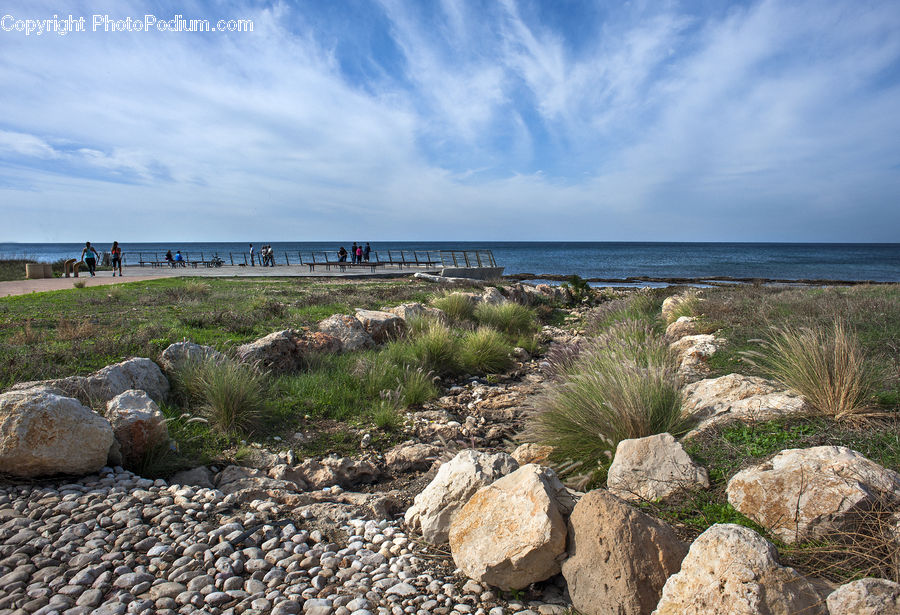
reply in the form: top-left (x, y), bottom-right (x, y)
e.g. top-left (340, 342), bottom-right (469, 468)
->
top-left (1, 241), bottom-right (898, 282)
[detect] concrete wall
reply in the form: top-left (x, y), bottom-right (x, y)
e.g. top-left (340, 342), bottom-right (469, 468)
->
top-left (439, 266), bottom-right (505, 281)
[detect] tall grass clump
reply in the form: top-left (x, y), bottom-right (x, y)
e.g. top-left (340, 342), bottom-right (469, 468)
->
top-left (460, 327), bottom-right (512, 373)
top-left (474, 302), bottom-right (538, 336)
top-left (745, 320), bottom-right (880, 420)
top-left (527, 319), bottom-right (686, 483)
top-left (174, 357), bottom-right (268, 434)
top-left (398, 366), bottom-right (439, 405)
top-left (432, 292), bottom-right (476, 322)
top-left (586, 289), bottom-right (666, 334)
top-left (409, 319), bottom-right (461, 375)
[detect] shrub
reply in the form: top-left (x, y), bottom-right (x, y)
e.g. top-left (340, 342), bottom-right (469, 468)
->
top-left (745, 320), bottom-right (880, 420)
top-left (174, 358), bottom-right (268, 434)
top-left (561, 274), bottom-right (592, 304)
top-left (527, 320), bottom-right (686, 483)
top-left (432, 292), bottom-right (476, 322)
top-left (460, 327), bottom-right (512, 373)
top-left (399, 366), bottom-right (439, 406)
top-left (72, 280), bottom-right (86, 289)
top-left (409, 320), bottom-right (461, 375)
top-left (474, 302), bottom-right (538, 336)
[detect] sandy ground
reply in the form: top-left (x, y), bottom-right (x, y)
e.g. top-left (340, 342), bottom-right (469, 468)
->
top-left (0, 265), bottom-right (434, 297)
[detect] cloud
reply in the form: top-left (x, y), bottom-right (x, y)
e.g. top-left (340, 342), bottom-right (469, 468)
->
top-left (0, 0), bottom-right (898, 242)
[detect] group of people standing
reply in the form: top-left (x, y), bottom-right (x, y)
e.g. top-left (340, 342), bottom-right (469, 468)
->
top-left (79, 241), bottom-right (123, 277)
top-left (338, 242), bottom-right (372, 263)
top-left (248, 244), bottom-right (276, 266)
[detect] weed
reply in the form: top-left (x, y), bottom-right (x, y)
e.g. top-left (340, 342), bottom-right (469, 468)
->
top-left (399, 366), bottom-right (439, 406)
top-left (409, 320), bottom-right (462, 376)
top-left (744, 320), bottom-right (881, 420)
top-left (432, 292), bottom-right (476, 322)
top-left (73, 280), bottom-right (86, 289)
top-left (560, 274), bottom-right (592, 304)
top-left (371, 391), bottom-right (405, 431)
top-left (665, 294), bottom-right (699, 324)
top-left (474, 302), bottom-right (538, 336)
top-left (175, 358), bottom-right (269, 435)
top-left (459, 326), bottom-right (512, 374)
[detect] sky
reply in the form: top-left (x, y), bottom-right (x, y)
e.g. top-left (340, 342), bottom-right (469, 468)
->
top-left (1, 0), bottom-right (899, 242)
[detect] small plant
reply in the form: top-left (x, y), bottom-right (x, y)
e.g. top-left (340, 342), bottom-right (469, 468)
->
top-left (371, 390), bottom-right (404, 431)
top-left (460, 326), bottom-right (512, 373)
top-left (432, 292), bottom-right (476, 322)
top-left (174, 358), bottom-right (268, 434)
top-left (665, 293), bottom-right (699, 324)
top-left (398, 366), bottom-right (439, 406)
top-left (561, 274), bottom-right (593, 304)
top-left (474, 302), bottom-right (538, 336)
top-left (744, 320), bottom-right (880, 420)
top-left (526, 320), bottom-right (686, 480)
top-left (73, 280), bottom-right (86, 289)
top-left (409, 320), bottom-right (461, 375)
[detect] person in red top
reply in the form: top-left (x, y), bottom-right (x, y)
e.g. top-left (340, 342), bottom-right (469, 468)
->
top-left (110, 241), bottom-right (123, 276)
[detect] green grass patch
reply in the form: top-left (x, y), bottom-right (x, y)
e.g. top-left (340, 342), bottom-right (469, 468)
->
top-left (460, 326), bottom-right (513, 374)
top-left (474, 302), bottom-right (538, 336)
top-left (432, 292), bottom-right (476, 322)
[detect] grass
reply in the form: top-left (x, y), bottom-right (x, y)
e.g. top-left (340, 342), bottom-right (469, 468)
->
top-left (460, 326), bottom-right (513, 374)
top-left (744, 320), bottom-right (881, 420)
top-left (432, 292), bottom-right (476, 322)
top-left (406, 319), bottom-right (462, 376)
top-left (527, 318), bottom-right (686, 487)
top-left (174, 357), bottom-right (269, 435)
top-left (474, 301), bottom-right (538, 336)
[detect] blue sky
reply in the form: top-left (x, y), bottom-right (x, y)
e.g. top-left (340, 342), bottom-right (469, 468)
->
top-left (1, 0), bottom-right (899, 242)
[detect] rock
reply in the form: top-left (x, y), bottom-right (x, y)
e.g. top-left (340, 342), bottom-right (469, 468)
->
top-left (354, 309), bottom-right (406, 343)
top-left (384, 442), bottom-right (441, 473)
top-left (268, 464), bottom-right (310, 490)
top-left (727, 446), bottom-right (900, 543)
top-left (664, 316), bottom-right (699, 341)
top-left (0, 389), bottom-right (114, 477)
top-left (682, 374), bottom-right (812, 436)
top-left (449, 464), bottom-right (570, 590)
top-left (296, 331), bottom-right (343, 355)
top-left (607, 433), bottom-right (709, 502)
top-left (158, 341), bottom-right (225, 373)
top-left (387, 303), bottom-right (448, 324)
top-left (295, 455), bottom-right (381, 489)
top-left (661, 294), bottom-right (694, 323)
top-left (511, 443), bottom-right (554, 466)
top-left (105, 390), bottom-right (169, 467)
top-left (562, 489), bottom-right (687, 615)
top-left (652, 524), bottom-right (826, 615)
top-left (169, 466), bottom-right (215, 489)
top-left (215, 465), bottom-right (296, 495)
top-left (13, 357), bottom-right (169, 405)
top-left (481, 287), bottom-right (507, 305)
top-left (236, 329), bottom-right (305, 372)
top-left (318, 315), bottom-right (375, 351)
top-left (669, 334), bottom-right (720, 380)
top-left (405, 449), bottom-right (519, 545)
top-left (826, 578), bottom-right (900, 615)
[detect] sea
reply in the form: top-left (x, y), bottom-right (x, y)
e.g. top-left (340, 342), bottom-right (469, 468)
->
top-left (2, 242), bottom-right (899, 284)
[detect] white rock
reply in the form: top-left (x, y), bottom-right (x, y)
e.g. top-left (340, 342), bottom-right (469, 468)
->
top-left (158, 341), bottom-right (225, 373)
top-left (318, 315), bottom-right (375, 351)
top-left (449, 464), bottom-right (570, 590)
top-left (354, 309), bottom-right (406, 343)
top-left (607, 433), bottom-right (708, 502)
top-left (826, 578), bottom-right (900, 615)
top-left (727, 446), bottom-right (900, 543)
top-left (669, 334), bottom-right (720, 380)
top-left (682, 373), bottom-right (811, 436)
top-left (404, 450), bottom-right (518, 545)
top-left (106, 390), bottom-right (169, 466)
top-left (652, 524), bottom-right (825, 615)
top-left (0, 389), bottom-right (114, 477)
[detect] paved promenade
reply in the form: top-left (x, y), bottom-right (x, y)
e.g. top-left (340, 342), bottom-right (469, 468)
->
top-left (0, 265), bottom-right (435, 298)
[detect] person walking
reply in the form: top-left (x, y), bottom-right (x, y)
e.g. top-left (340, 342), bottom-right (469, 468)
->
top-left (81, 241), bottom-right (99, 277)
top-left (110, 241), bottom-right (123, 276)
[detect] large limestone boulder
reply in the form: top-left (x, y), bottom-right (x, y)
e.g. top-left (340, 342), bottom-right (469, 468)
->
top-left (354, 309), bottom-right (406, 343)
top-left (13, 358), bottom-right (169, 406)
top-left (405, 449), bottom-right (519, 545)
top-left (158, 341), bottom-right (225, 373)
top-left (664, 316), bottom-right (699, 341)
top-left (607, 433), bottom-right (709, 502)
top-left (727, 446), bottom-right (900, 544)
top-left (449, 464), bottom-right (571, 590)
top-left (481, 287), bottom-right (507, 305)
top-left (318, 314), bottom-right (375, 351)
top-left (106, 390), bottom-right (169, 467)
top-left (682, 373), bottom-right (811, 436)
top-left (236, 329), bottom-right (305, 372)
top-left (652, 524), bottom-right (826, 615)
top-left (669, 334), bottom-right (720, 381)
top-left (562, 489), bottom-right (687, 615)
top-left (0, 389), bottom-right (114, 477)
top-left (215, 465), bottom-right (298, 496)
top-left (387, 303), bottom-right (447, 324)
top-left (826, 578), bottom-right (900, 615)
